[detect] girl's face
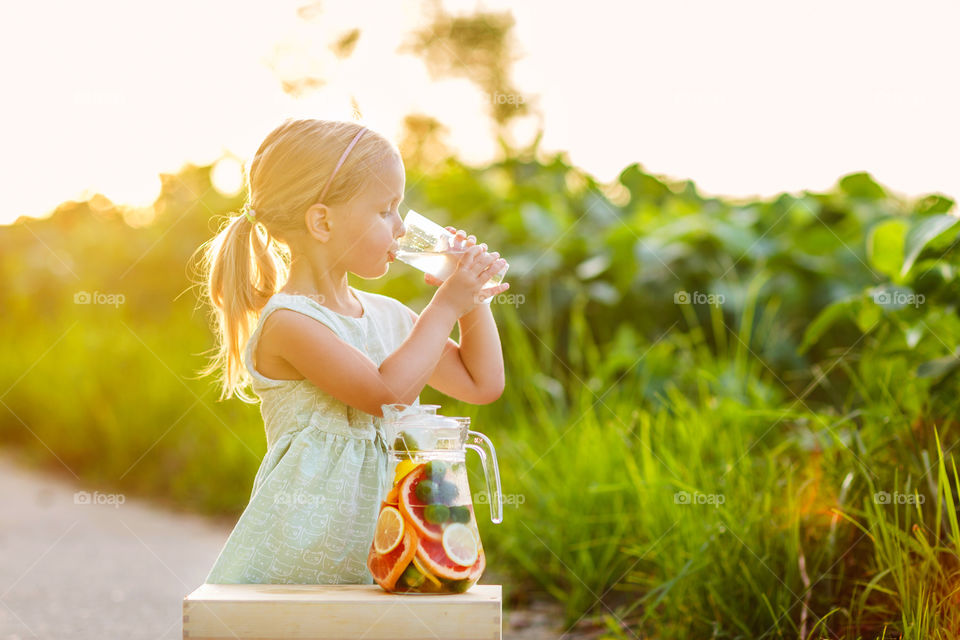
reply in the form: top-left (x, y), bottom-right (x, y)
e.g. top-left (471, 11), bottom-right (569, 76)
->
top-left (330, 155), bottom-right (406, 279)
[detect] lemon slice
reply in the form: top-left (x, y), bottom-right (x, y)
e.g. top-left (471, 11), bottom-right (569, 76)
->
top-left (412, 555), bottom-right (442, 589)
top-left (441, 523), bottom-right (478, 567)
top-left (374, 506), bottom-right (404, 554)
top-left (393, 460), bottom-right (419, 486)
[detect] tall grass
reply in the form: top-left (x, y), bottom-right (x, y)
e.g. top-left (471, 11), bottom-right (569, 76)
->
top-left (450, 275), bottom-right (960, 638)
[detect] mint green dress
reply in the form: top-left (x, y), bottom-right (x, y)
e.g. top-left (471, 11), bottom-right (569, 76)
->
top-left (205, 289), bottom-right (418, 584)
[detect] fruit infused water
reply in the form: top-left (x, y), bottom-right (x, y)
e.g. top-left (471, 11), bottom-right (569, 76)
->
top-left (368, 405), bottom-right (502, 594)
top-left (368, 458), bottom-right (484, 593)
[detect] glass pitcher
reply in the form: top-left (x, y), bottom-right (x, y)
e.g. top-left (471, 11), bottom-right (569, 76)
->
top-left (367, 403), bottom-right (503, 594)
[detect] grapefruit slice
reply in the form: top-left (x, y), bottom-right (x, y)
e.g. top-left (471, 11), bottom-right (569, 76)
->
top-left (468, 546), bottom-right (486, 581)
top-left (368, 526), bottom-right (419, 591)
top-left (398, 467), bottom-right (444, 541)
top-left (374, 506), bottom-right (404, 554)
top-left (415, 535), bottom-right (473, 580)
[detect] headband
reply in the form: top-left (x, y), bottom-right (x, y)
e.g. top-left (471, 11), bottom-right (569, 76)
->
top-left (316, 127), bottom-right (367, 204)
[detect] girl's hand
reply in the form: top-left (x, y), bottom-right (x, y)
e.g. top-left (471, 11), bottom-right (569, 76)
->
top-left (428, 227), bottom-right (509, 316)
top-left (424, 227), bottom-right (479, 286)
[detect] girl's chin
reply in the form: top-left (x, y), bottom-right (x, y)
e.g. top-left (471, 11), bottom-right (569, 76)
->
top-left (352, 262), bottom-right (392, 280)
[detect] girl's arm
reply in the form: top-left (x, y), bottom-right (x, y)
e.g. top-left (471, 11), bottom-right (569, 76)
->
top-left (406, 304), bottom-right (505, 405)
top-left (261, 244), bottom-right (507, 417)
top-left (263, 302), bottom-right (459, 416)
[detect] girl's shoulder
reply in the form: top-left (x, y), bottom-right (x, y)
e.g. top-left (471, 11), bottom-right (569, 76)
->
top-left (262, 289), bottom-right (413, 328)
top-left (352, 288), bottom-right (416, 326)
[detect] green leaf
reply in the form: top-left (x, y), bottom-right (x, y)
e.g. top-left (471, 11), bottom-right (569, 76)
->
top-left (839, 172), bottom-right (887, 200)
top-left (799, 297), bottom-right (855, 354)
top-left (901, 214), bottom-right (960, 277)
top-left (867, 218), bottom-right (908, 280)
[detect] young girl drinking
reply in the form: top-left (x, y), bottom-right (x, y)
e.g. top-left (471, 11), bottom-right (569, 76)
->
top-left (198, 119), bottom-right (509, 584)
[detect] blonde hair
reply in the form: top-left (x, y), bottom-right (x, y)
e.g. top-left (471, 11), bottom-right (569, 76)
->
top-left (192, 119), bottom-right (401, 402)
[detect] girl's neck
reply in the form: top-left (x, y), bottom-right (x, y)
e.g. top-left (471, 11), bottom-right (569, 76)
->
top-left (280, 257), bottom-right (363, 317)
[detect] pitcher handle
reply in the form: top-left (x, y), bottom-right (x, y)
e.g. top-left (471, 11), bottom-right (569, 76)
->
top-left (465, 430), bottom-right (503, 524)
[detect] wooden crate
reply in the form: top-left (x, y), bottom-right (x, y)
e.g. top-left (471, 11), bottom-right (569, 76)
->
top-left (183, 583), bottom-right (501, 640)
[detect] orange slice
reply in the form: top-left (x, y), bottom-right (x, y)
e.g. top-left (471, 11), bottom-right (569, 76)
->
top-left (374, 506), bottom-right (404, 554)
top-left (384, 486), bottom-right (399, 505)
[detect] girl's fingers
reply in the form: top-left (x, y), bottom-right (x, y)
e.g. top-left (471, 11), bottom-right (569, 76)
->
top-left (476, 281), bottom-right (510, 304)
top-left (447, 228), bottom-right (482, 250)
top-left (477, 257), bottom-right (507, 279)
top-left (457, 244), bottom-right (484, 269)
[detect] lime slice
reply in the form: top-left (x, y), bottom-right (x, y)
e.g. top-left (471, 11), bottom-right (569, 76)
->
top-left (374, 506), bottom-right (404, 554)
top-left (441, 523), bottom-right (478, 567)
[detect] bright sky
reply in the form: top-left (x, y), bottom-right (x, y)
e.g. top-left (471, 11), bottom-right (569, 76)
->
top-left (2, 0), bottom-right (958, 225)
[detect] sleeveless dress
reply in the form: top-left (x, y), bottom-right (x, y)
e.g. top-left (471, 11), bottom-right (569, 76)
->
top-left (204, 288), bottom-right (418, 584)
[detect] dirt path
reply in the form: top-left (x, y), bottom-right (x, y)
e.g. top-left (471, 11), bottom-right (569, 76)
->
top-left (0, 450), bottom-right (568, 639)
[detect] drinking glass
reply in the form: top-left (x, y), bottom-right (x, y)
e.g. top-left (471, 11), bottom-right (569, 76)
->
top-left (396, 210), bottom-right (508, 302)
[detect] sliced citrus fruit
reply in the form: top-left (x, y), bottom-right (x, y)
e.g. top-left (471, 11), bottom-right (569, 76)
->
top-left (412, 555), bottom-right (442, 589)
top-left (384, 486), bottom-right (399, 505)
top-left (374, 506), bottom-right (404, 554)
top-left (442, 523), bottom-right (479, 567)
top-left (393, 460), bottom-right (420, 485)
top-left (415, 535), bottom-right (472, 580)
top-left (398, 467), bottom-right (444, 541)
top-left (468, 545), bottom-right (486, 581)
top-left (368, 526), bottom-right (419, 591)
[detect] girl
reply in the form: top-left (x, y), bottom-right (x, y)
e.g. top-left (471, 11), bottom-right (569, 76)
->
top-left (198, 119), bottom-right (509, 584)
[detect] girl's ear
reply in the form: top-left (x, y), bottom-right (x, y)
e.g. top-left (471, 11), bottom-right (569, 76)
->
top-left (304, 202), bottom-right (333, 242)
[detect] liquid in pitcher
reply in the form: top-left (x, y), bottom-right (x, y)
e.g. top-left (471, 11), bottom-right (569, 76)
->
top-left (367, 454), bottom-right (486, 594)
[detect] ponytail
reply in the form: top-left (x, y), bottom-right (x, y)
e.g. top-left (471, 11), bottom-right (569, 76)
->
top-left (194, 211), bottom-right (289, 402)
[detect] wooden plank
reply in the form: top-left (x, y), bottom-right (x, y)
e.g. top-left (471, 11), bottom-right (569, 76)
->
top-left (183, 584), bottom-right (501, 640)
